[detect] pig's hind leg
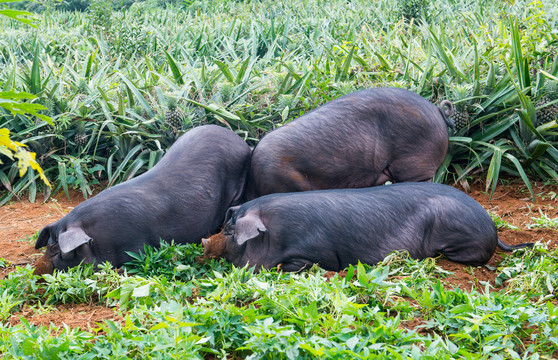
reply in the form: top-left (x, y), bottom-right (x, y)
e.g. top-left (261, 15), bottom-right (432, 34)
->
top-left (422, 206), bottom-right (497, 266)
top-left (387, 157), bottom-right (440, 183)
top-left (258, 165), bottom-right (314, 195)
top-left (435, 233), bottom-right (496, 266)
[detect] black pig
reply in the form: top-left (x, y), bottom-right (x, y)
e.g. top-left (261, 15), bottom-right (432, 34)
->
top-left (247, 87), bottom-right (454, 199)
top-left (203, 183), bottom-right (532, 271)
top-left (35, 125), bottom-right (251, 273)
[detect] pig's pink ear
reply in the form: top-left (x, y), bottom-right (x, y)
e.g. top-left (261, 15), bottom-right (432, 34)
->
top-left (235, 212), bottom-right (266, 245)
top-left (58, 227), bottom-right (92, 254)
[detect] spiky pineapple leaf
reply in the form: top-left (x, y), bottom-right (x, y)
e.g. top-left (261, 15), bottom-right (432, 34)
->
top-left (164, 49), bottom-right (184, 85)
top-left (485, 146), bottom-right (503, 200)
top-left (184, 99), bottom-right (240, 122)
top-left (503, 153), bottom-right (535, 201)
top-left (117, 74), bottom-right (155, 118)
top-left (523, 141), bottom-right (550, 168)
top-left (85, 48), bottom-right (98, 80)
top-left (539, 70), bottom-right (558, 83)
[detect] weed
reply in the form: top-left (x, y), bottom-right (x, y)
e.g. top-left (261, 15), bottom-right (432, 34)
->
top-left (490, 212), bottom-right (520, 230)
top-left (527, 209), bottom-right (558, 229)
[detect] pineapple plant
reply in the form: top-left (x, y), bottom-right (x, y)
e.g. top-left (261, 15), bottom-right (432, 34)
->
top-left (76, 78), bottom-right (89, 96)
top-left (73, 92), bottom-right (88, 109)
top-left (396, 0), bottom-right (429, 23)
top-left (164, 96), bottom-right (185, 132)
top-left (74, 121), bottom-right (88, 146)
top-left (335, 81), bottom-right (356, 96)
top-left (535, 81), bottom-right (558, 126)
top-left (146, 87), bottom-right (160, 111)
top-left (449, 84), bottom-right (471, 131)
top-left (132, 105), bottom-right (149, 120)
top-left (217, 81), bottom-right (235, 103)
top-left (41, 97), bottom-right (57, 118)
top-left (277, 94), bottom-right (296, 110)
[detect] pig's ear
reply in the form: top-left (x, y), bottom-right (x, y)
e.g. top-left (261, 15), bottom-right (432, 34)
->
top-left (235, 213), bottom-right (266, 245)
top-left (58, 227), bottom-right (92, 254)
top-left (35, 225), bottom-right (52, 249)
top-left (225, 205), bottom-right (241, 223)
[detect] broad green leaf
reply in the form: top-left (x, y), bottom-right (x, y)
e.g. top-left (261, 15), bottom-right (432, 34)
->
top-left (0, 9), bottom-right (37, 27)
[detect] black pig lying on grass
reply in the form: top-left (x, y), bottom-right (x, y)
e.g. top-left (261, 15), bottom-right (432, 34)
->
top-left (246, 87), bottom-right (455, 199)
top-left (34, 125), bottom-right (252, 274)
top-left (203, 183), bottom-right (533, 272)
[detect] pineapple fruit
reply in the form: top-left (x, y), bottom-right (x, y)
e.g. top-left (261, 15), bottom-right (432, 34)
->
top-left (41, 98), bottom-right (56, 117)
top-left (397, 0), bottom-right (428, 22)
top-left (76, 78), bottom-right (89, 96)
top-left (74, 121), bottom-right (88, 146)
top-left (449, 84), bottom-right (471, 131)
top-left (535, 81), bottom-right (558, 126)
top-left (164, 96), bottom-right (185, 132)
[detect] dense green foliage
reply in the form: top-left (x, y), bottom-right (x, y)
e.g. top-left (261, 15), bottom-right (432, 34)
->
top-left (1, 240), bottom-right (558, 358)
top-left (0, 0), bottom-right (557, 204)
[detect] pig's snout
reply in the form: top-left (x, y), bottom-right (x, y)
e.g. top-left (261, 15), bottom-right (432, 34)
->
top-left (202, 232), bottom-right (228, 260)
top-left (33, 254), bottom-right (54, 275)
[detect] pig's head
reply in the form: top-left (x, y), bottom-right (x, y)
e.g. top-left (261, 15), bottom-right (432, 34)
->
top-left (202, 205), bottom-right (267, 264)
top-left (33, 222), bottom-right (94, 274)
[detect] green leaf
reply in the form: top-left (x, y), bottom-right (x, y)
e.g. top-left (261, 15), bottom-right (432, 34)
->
top-left (164, 49), bottom-right (184, 85)
top-left (29, 41), bottom-right (41, 95)
top-left (85, 48), bottom-right (98, 80)
top-left (149, 322), bottom-right (169, 331)
top-left (213, 59), bottom-right (235, 83)
top-left (523, 140), bottom-right (549, 168)
top-left (116, 74), bottom-right (155, 118)
top-left (185, 98), bottom-right (240, 122)
top-left (0, 9), bottom-right (37, 27)
top-left (428, 26), bottom-right (467, 81)
top-left (503, 153), bottom-right (535, 201)
top-left (485, 147), bottom-right (503, 199)
top-left (107, 144), bottom-right (143, 186)
top-left (132, 284), bottom-right (150, 297)
top-left (336, 45), bottom-right (355, 82)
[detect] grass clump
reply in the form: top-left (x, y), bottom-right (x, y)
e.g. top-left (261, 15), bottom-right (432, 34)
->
top-left (527, 209), bottom-right (558, 229)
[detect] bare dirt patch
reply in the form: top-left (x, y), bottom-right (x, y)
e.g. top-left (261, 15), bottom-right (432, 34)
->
top-left (9, 303), bottom-right (123, 333)
top-left (0, 179), bottom-right (557, 331)
top-left (0, 191), bottom-right (84, 279)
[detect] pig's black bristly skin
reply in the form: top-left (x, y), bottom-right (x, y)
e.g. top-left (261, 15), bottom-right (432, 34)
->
top-left (35, 125), bottom-right (252, 270)
top-left (216, 183), bottom-right (532, 272)
top-left (246, 87), bottom-right (452, 200)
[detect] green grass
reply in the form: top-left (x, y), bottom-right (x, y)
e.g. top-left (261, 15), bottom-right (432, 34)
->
top-left (528, 209), bottom-right (558, 229)
top-left (490, 212), bottom-right (520, 230)
top-left (1, 242), bottom-right (558, 358)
